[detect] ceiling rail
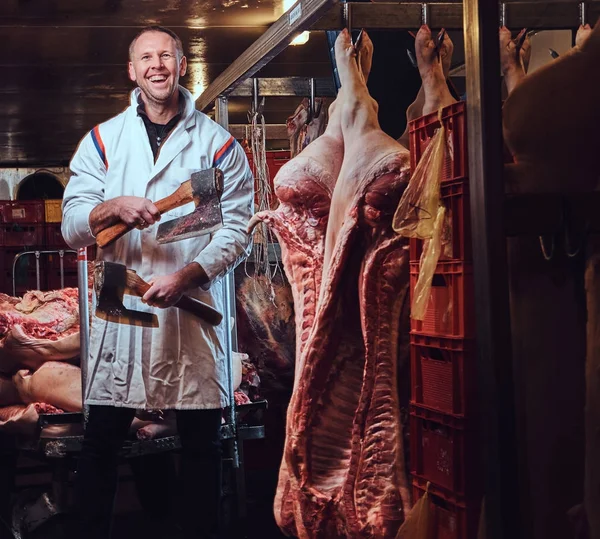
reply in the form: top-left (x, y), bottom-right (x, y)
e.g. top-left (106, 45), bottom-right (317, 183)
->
top-left (195, 0), bottom-right (339, 111)
top-left (197, 0), bottom-right (593, 111)
top-left (312, 1), bottom-right (598, 30)
top-left (228, 77), bottom-right (336, 98)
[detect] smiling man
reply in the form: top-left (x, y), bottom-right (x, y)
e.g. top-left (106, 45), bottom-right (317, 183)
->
top-left (62, 26), bottom-right (254, 539)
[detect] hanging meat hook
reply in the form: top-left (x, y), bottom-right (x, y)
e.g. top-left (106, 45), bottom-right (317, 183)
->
top-left (579, 1), bottom-right (587, 26)
top-left (306, 77), bottom-right (322, 125)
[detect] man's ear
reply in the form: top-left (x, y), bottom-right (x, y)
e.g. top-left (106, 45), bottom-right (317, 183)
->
top-left (179, 56), bottom-right (188, 77)
top-left (128, 62), bottom-right (136, 82)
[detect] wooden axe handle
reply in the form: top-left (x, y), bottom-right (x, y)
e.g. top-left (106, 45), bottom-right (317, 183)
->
top-left (124, 270), bottom-right (223, 326)
top-left (173, 296), bottom-right (223, 326)
top-left (96, 221), bottom-right (131, 248)
top-left (96, 182), bottom-right (193, 248)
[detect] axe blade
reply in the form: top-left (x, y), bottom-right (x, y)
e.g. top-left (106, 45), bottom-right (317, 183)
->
top-left (155, 204), bottom-right (223, 244)
top-left (155, 169), bottom-right (224, 244)
top-left (94, 261), bottom-right (159, 327)
top-left (94, 304), bottom-right (159, 327)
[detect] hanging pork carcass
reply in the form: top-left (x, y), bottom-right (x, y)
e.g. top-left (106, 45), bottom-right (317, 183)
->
top-left (250, 28), bottom-right (438, 538)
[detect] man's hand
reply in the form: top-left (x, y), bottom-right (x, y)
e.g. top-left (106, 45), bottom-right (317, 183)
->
top-left (141, 263), bottom-right (210, 309)
top-left (90, 196), bottom-right (161, 236)
top-left (142, 272), bottom-right (186, 308)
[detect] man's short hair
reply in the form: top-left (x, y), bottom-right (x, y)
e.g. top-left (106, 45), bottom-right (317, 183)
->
top-left (129, 26), bottom-right (184, 61)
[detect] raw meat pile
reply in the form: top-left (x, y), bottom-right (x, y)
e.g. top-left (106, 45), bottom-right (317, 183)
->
top-left (0, 287), bottom-right (84, 435)
top-left (0, 281), bottom-right (254, 439)
top-left (249, 28), bottom-right (449, 538)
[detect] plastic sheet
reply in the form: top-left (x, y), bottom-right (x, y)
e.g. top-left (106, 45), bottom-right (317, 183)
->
top-left (393, 108), bottom-right (447, 320)
top-left (395, 488), bottom-right (433, 539)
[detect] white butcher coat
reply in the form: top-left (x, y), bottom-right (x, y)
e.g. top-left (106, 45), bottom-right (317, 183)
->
top-left (62, 86), bottom-right (254, 410)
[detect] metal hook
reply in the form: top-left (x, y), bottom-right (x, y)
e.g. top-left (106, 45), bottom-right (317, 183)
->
top-left (563, 198), bottom-right (585, 258)
top-left (579, 1), bottom-right (587, 26)
top-left (343, 3), bottom-right (352, 32)
top-left (252, 78), bottom-right (259, 115)
top-left (421, 3), bottom-right (429, 26)
top-left (306, 78), bottom-right (316, 125)
top-left (515, 28), bottom-right (529, 53)
top-left (500, 3), bottom-right (506, 27)
top-left (434, 29), bottom-right (446, 58)
top-left (539, 235), bottom-right (556, 261)
top-left (304, 78), bottom-right (321, 125)
top-left (353, 28), bottom-right (364, 49)
top-left (407, 49), bottom-right (418, 69)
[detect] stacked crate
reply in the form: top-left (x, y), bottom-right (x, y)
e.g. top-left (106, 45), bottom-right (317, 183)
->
top-left (44, 199), bottom-right (79, 290)
top-left (0, 199), bottom-right (96, 295)
top-left (0, 200), bottom-right (47, 294)
top-left (45, 199), bottom-right (98, 289)
top-left (407, 102), bottom-right (482, 538)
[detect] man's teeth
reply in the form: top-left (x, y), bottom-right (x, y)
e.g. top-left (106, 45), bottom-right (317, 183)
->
top-left (150, 76), bottom-right (167, 82)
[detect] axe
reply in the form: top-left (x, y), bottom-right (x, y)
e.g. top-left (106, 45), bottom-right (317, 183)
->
top-left (95, 168), bottom-right (224, 248)
top-left (94, 261), bottom-right (223, 327)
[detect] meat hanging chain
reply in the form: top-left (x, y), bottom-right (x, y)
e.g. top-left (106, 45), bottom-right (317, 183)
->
top-left (246, 99), bottom-right (281, 302)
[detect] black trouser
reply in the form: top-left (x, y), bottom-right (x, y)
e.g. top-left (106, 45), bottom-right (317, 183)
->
top-left (0, 434), bottom-right (17, 539)
top-left (71, 405), bottom-right (222, 539)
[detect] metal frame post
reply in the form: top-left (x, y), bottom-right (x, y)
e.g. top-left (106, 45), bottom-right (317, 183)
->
top-left (77, 247), bottom-right (90, 421)
top-left (463, 0), bottom-right (522, 537)
top-left (214, 94), bottom-right (249, 527)
top-left (215, 94), bottom-right (240, 463)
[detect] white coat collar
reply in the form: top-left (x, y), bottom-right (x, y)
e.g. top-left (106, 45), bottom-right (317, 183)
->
top-left (129, 85), bottom-right (197, 130)
top-left (128, 86), bottom-right (197, 180)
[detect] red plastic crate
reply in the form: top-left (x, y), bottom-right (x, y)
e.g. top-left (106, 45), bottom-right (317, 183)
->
top-left (409, 102), bottom-right (467, 183)
top-left (47, 250), bottom-right (79, 273)
top-left (0, 200), bottom-right (45, 224)
top-left (410, 261), bottom-right (474, 338)
top-left (47, 270), bottom-right (78, 290)
top-left (0, 223), bottom-right (45, 247)
top-left (45, 223), bottom-right (69, 248)
top-left (410, 334), bottom-right (476, 417)
top-left (48, 270), bottom-right (77, 290)
top-left (410, 405), bottom-right (481, 498)
top-left (409, 179), bottom-right (472, 263)
top-left (48, 244), bottom-right (96, 273)
top-left (412, 478), bottom-right (481, 539)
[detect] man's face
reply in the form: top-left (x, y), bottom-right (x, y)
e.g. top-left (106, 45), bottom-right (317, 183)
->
top-left (128, 31), bottom-right (187, 105)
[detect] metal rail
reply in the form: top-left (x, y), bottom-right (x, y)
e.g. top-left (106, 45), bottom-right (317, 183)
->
top-left (229, 124), bottom-right (289, 141)
top-left (77, 247), bottom-right (90, 422)
top-left (215, 96), bottom-right (241, 473)
top-left (311, 1), bottom-right (598, 30)
top-left (12, 249), bottom-right (77, 296)
top-left (228, 77), bottom-right (336, 98)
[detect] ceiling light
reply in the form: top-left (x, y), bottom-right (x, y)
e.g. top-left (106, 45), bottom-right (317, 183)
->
top-left (291, 31), bottom-right (310, 46)
top-left (283, 0), bottom-right (310, 45)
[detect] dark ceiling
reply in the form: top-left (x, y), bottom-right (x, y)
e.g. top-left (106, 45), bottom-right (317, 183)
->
top-left (0, 0), bottom-right (334, 165)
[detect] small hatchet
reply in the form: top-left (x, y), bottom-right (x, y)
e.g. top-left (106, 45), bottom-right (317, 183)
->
top-left (96, 168), bottom-right (224, 248)
top-left (94, 261), bottom-right (223, 327)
